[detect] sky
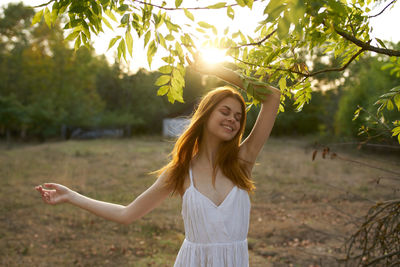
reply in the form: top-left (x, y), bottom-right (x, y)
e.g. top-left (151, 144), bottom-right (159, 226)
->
top-left (3, 0), bottom-right (400, 72)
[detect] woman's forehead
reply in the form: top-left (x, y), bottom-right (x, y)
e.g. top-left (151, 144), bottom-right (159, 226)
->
top-left (217, 97), bottom-right (242, 113)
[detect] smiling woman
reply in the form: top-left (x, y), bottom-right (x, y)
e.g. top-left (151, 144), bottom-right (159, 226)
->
top-left (36, 53), bottom-right (282, 266)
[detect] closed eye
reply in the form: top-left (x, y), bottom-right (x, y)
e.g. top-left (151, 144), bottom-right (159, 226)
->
top-left (220, 110), bottom-right (229, 116)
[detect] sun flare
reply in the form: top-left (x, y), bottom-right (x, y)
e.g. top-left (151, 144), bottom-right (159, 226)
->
top-left (199, 47), bottom-right (229, 64)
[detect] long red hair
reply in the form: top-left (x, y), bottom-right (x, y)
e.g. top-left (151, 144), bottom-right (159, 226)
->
top-left (157, 86), bottom-right (255, 196)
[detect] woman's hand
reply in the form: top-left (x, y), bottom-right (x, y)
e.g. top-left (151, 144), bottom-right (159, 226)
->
top-left (187, 52), bottom-right (219, 76)
top-left (35, 183), bottom-right (71, 205)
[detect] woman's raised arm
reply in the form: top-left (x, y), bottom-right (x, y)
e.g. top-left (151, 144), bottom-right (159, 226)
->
top-left (35, 171), bottom-right (173, 225)
top-left (190, 57), bottom-right (281, 167)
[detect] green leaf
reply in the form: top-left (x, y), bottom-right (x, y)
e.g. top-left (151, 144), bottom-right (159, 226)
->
top-left (184, 8), bottom-right (194, 21)
top-left (277, 17), bottom-right (290, 39)
top-left (147, 40), bottom-right (157, 67)
top-left (69, 4), bottom-right (86, 13)
top-left (165, 34), bottom-right (174, 41)
top-left (90, 1), bottom-right (100, 15)
top-left (118, 4), bottom-right (129, 12)
top-left (118, 39), bottom-right (126, 61)
top-left (227, 6), bottom-right (234, 19)
top-left (394, 94), bottom-right (400, 111)
top-left (155, 75), bottom-right (171, 86)
top-left (157, 85), bottom-right (170, 96)
top-left (44, 7), bottom-right (52, 28)
top-left (392, 126), bottom-right (400, 136)
top-left (175, 0), bottom-right (183, 8)
top-left (175, 42), bottom-right (184, 59)
top-left (211, 26), bottom-right (217, 35)
top-left (32, 9), bottom-right (43, 25)
top-left (172, 68), bottom-right (185, 87)
top-left (165, 20), bottom-right (179, 32)
top-left (236, 0), bottom-right (246, 7)
top-left (279, 77), bottom-right (287, 90)
top-left (375, 38), bottom-right (387, 49)
top-left (108, 36), bottom-right (121, 50)
top-left (74, 35), bottom-right (81, 50)
top-left (65, 30), bottom-right (80, 41)
top-left (81, 20), bottom-right (91, 39)
top-left (102, 16), bottom-right (113, 30)
top-left (125, 31), bottom-right (133, 56)
top-left (121, 14), bottom-right (130, 24)
top-left (207, 2), bottom-right (227, 9)
top-left (224, 27), bottom-right (229, 35)
top-left (387, 99), bottom-right (394, 111)
top-left (159, 65), bottom-right (173, 74)
top-left (162, 56), bottom-right (174, 64)
top-left (158, 33), bottom-right (167, 49)
top-left (198, 21), bottom-right (213, 29)
top-left (247, 0), bottom-right (254, 8)
top-left (105, 9), bottom-right (118, 22)
top-left (144, 31), bottom-right (151, 47)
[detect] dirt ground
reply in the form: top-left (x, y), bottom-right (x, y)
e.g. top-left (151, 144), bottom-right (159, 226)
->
top-left (0, 137), bottom-right (399, 266)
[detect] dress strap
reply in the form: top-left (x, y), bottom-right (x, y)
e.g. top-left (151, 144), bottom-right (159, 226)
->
top-left (189, 166), bottom-right (194, 187)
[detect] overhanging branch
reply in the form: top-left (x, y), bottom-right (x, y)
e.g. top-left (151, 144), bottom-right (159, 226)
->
top-left (232, 48), bottom-right (365, 78)
top-left (131, 0), bottom-right (259, 11)
top-left (335, 28), bottom-right (400, 57)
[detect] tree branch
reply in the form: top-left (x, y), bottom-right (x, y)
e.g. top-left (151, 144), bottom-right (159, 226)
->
top-left (34, 0), bottom-right (55, 8)
top-left (231, 30), bottom-right (276, 49)
top-left (131, 0), bottom-right (259, 11)
top-left (334, 28), bottom-right (400, 57)
top-left (332, 153), bottom-right (400, 176)
top-left (232, 47), bottom-right (365, 78)
top-left (368, 0), bottom-right (397, 18)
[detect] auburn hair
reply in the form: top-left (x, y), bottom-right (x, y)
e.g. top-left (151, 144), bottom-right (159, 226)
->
top-left (157, 86), bottom-right (255, 196)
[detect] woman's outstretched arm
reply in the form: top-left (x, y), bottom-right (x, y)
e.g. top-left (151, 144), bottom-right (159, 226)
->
top-left (35, 171), bottom-right (173, 225)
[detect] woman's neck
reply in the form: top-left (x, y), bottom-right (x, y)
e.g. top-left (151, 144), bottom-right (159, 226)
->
top-left (196, 132), bottom-right (221, 167)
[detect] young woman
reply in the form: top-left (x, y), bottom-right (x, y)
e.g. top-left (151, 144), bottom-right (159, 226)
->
top-left (36, 58), bottom-right (281, 266)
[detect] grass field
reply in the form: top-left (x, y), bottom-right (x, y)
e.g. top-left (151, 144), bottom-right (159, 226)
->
top-left (1, 137), bottom-right (399, 266)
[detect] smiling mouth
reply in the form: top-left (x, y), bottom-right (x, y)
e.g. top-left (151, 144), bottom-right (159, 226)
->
top-left (222, 125), bottom-right (234, 132)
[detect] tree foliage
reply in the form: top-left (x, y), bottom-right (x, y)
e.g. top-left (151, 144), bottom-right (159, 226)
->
top-left (0, 2), bottom-right (214, 139)
top-left (335, 54), bottom-right (400, 143)
top-left (31, 0), bottom-right (400, 143)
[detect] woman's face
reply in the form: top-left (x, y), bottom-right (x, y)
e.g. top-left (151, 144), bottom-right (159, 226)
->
top-left (205, 97), bottom-right (243, 142)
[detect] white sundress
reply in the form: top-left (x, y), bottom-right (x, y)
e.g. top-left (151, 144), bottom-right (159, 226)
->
top-left (174, 167), bottom-right (251, 267)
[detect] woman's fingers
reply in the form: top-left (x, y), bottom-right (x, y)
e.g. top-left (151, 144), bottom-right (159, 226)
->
top-left (44, 183), bottom-right (58, 189)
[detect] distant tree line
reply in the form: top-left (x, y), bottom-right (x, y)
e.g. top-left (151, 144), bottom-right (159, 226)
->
top-left (0, 3), bottom-right (399, 144)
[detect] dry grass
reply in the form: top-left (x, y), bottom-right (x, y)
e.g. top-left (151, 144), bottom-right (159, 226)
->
top-left (0, 137), bottom-right (399, 266)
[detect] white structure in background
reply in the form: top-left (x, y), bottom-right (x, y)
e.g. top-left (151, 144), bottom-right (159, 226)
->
top-left (163, 118), bottom-right (191, 137)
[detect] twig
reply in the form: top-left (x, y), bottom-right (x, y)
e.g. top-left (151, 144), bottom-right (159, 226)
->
top-left (365, 250), bottom-right (400, 266)
top-left (368, 0), bottom-right (398, 18)
top-left (231, 30), bottom-right (277, 49)
top-left (334, 154), bottom-right (400, 176)
top-left (324, 142), bottom-right (400, 149)
top-left (34, 0), bottom-right (55, 8)
top-left (131, 0), bottom-right (259, 11)
top-left (231, 48), bottom-right (365, 78)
